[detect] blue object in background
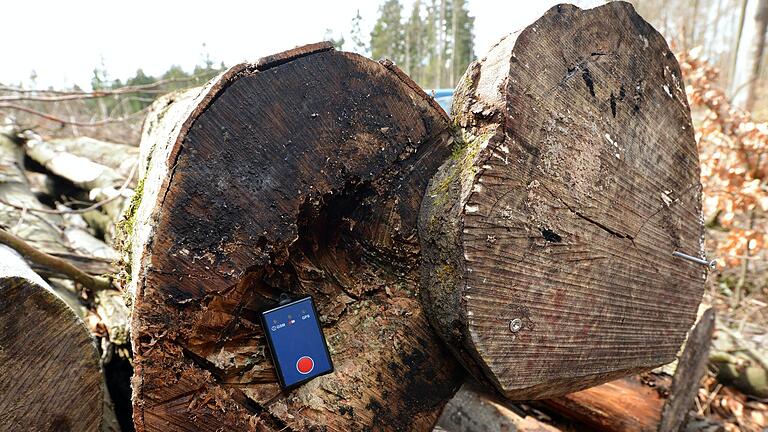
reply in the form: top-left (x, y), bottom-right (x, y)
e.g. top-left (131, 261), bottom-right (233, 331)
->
top-left (426, 88), bottom-right (454, 115)
top-left (260, 296), bottom-right (333, 388)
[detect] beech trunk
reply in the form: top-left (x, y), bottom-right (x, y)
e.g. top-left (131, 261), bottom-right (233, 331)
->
top-left (419, 2), bottom-right (706, 399)
top-left (124, 42), bottom-right (464, 431)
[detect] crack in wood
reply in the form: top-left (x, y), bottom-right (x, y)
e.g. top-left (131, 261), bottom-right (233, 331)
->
top-left (540, 182), bottom-right (635, 242)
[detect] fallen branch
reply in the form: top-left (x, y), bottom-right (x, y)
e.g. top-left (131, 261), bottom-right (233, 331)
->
top-left (0, 228), bottom-right (111, 291)
top-left (0, 103), bottom-right (149, 127)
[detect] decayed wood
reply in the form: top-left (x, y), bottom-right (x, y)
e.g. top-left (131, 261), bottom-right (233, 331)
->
top-left (125, 42), bottom-right (462, 431)
top-left (541, 307), bottom-right (716, 432)
top-left (435, 380), bottom-right (563, 432)
top-left (419, 1), bottom-right (706, 399)
top-left (0, 245), bottom-right (105, 431)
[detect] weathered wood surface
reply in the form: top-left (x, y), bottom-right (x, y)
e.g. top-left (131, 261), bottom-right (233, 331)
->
top-left (0, 245), bottom-right (106, 431)
top-left (435, 380), bottom-right (562, 432)
top-left (419, 1), bottom-right (706, 399)
top-left (542, 307), bottom-right (715, 432)
top-left (125, 42), bottom-right (463, 431)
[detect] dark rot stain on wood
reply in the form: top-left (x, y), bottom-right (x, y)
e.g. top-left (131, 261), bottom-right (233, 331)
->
top-left (129, 44), bottom-right (463, 431)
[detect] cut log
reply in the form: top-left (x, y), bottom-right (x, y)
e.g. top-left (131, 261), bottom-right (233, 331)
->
top-left (541, 307), bottom-right (716, 432)
top-left (419, 1), bottom-right (706, 399)
top-left (124, 42), bottom-right (463, 431)
top-left (1, 127), bottom-right (128, 345)
top-left (435, 380), bottom-right (563, 432)
top-left (0, 244), bottom-right (106, 431)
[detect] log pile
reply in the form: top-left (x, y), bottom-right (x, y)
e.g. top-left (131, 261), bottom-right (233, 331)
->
top-left (0, 125), bottom-right (133, 431)
top-left (2, 2), bottom-right (763, 432)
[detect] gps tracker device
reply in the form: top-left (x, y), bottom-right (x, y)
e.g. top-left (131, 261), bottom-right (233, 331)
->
top-left (260, 295), bottom-right (334, 388)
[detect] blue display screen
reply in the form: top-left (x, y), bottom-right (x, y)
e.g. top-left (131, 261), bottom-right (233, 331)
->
top-left (261, 297), bottom-right (333, 388)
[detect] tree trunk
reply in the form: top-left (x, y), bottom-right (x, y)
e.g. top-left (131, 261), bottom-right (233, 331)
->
top-left (730, 0), bottom-right (768, 109)
top-left (541, 307), bottom-right (716, 432)
top-left (419, 2), bottom-right (705, 400)
top-left (436, 0), bottom-right (446, 88)
top-left (0, 244), bottom-right (110, 431)
top-left (123, 42), bottom-right (464, 431)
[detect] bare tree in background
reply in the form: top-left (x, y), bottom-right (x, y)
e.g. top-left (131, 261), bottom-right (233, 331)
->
top-left (730, 0), bottom-right (768, 109)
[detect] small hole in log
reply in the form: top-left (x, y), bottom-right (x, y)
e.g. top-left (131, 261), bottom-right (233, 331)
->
top-left (540, 228), bottom-right (562, 243)
top-left (581, 68), bottom-right (596, 97)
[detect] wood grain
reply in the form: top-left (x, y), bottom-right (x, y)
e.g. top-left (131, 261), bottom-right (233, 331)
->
top-left (0, 245), bottom-right (104, 432)
top-left (541, 307), bottom-right (715, 432)
top-left (419, 2), bottom-right (706, 399)
top-left (126, 43), bottom-right (463, 431)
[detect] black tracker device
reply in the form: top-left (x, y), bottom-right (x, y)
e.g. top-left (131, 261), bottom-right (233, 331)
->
top-left (259, 295), bottom-right (334, 389)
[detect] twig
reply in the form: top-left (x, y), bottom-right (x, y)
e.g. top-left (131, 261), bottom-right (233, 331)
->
top-left (698, 383), bottom-right (722, 416)
top-left (0, 160), bottom-right (138, 215)
top-left (0, 228), bottom-right (111, 291)
top-left (0, 72), bottom-right (215, 102)
top-left (0, 103), bottom-right (149, 127)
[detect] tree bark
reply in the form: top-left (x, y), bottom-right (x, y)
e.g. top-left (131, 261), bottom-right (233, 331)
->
top-left (541, 307), bottom-right (716, 432)
top-left (419, 2), bottom-right (705, 400)
top-left (124, 42), bottom-right (463, 431)
top-left (0, 244), bottom-right (109, 431)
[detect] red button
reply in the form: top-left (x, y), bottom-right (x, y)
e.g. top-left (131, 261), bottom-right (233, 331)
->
top-left (296, 356), bottom-right (314, 374)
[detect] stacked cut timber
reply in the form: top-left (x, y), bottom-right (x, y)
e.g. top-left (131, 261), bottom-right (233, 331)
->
top-left (419, 1), bottom-right (706, 400)
top-left (0, 128), bottom-right (125, 431)
top-left (124, 43), bottom-right (464, 431)
top-left (23, 135), bottom-right (139, 240)
top-left (124, 3), bottom-right (709, 430)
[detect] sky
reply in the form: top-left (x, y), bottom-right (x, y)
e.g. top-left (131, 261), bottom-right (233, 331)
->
top-left (3, 0), bottom-right (604, 89)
